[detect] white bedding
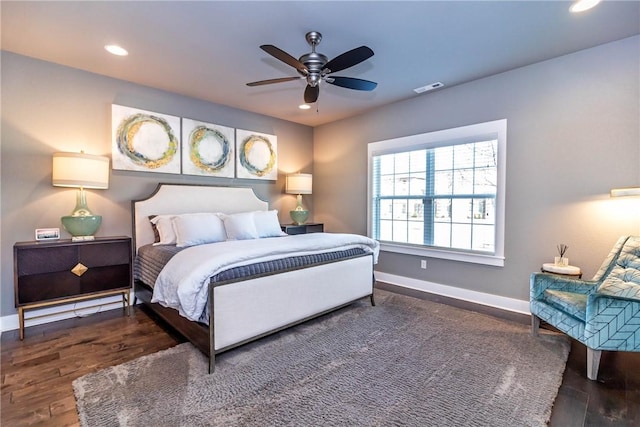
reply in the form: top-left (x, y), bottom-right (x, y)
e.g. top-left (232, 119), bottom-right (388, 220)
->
top-left (152, 233), bottom-right (379, 321)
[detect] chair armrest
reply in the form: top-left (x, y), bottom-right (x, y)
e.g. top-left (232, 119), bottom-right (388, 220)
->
top-left (530, 272), bottom-right (598, 301)
top-left (589, 291), bottom-right (640, 308)
top-left (585, 293), bottom-right (640, 351)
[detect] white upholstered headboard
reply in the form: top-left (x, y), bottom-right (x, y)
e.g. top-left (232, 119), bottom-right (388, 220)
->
top-left (132, 184), bottom-right (269, 252)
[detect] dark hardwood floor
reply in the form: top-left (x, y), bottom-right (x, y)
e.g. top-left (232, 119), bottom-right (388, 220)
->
top-left (1, 306), bottom-right (182, 426)
top-left (1, 284), bottom-right (638, 426)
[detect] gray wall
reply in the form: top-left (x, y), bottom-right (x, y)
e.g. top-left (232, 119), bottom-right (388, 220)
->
top-left (314, 36), bottom-right (640, 301)
top-left (2, 36), bottom-right (639, 318)
top-left (1, 52), bottom-right (313, 317)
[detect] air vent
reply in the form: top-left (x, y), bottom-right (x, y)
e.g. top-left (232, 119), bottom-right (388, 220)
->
top-left (413, 82), bottom-right (444, 94)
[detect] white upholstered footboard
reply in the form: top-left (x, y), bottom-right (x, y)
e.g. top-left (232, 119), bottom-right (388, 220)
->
top-left (212, 255), bottom-right (374, 351)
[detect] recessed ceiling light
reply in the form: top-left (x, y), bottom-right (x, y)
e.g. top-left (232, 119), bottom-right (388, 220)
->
top-left (104, 44), bottom-right (128, 56)
top-left (299, 104), bottom-right (311, 110)
top-left (570, 0), bottom-right (601, 13)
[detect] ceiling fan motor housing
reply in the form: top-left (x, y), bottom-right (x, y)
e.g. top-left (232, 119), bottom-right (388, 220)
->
top-left (300, 32), bottom-right (327, 87)
top-left (299, 52), bottom-right (327, 87)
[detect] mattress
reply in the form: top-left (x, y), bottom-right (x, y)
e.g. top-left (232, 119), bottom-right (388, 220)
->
top-left (134, 243), bottom-right (367, 288)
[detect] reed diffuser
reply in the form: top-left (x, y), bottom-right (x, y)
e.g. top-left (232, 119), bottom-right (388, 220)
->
top-left (555, 244), bottom-right (569, 266)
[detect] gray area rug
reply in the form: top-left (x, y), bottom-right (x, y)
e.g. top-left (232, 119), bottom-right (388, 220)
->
top-left (73, 291), bottom-right (569, 426)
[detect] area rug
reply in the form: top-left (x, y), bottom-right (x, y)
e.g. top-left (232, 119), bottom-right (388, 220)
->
top-left (73, 291), bottom-right (569, 426)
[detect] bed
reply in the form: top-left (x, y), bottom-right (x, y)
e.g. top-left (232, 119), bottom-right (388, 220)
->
top-left (132, 183), bottom-right (379, 372)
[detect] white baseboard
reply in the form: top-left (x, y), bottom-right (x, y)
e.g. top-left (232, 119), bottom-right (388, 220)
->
top-left (1, 275), bottom-right (530, 335)
top-left (0, 291), bottom-right (138, 334)
top-left (375, 271), bottom-right (530, 315)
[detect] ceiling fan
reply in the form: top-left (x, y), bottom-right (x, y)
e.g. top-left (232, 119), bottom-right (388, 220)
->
top-left (246, 31), bottom-right (377, 104)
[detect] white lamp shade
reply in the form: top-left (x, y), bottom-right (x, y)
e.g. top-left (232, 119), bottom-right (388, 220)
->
top-left (52, 152), bottom-right (110, 189)
top-left (286, 173), bottom-right (312, 195)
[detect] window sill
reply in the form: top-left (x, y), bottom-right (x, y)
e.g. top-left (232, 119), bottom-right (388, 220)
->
top-left (380, 242), bottom-right (505, 267)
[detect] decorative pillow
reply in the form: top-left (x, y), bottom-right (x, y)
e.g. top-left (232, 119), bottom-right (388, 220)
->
top-left (149, 215), bottom-right (177, 246)
top-left (219, 212), bottom-right (259, 240)
top-left (172, 213), bottom-right (226, 248)
top-left (254, 210), bottom-right (287, 238)
top-left (148, 215), bottom-right (161, 243)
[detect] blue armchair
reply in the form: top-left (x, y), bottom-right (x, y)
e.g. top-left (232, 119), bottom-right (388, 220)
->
top-left (530, 236), bottom-right (640, 380)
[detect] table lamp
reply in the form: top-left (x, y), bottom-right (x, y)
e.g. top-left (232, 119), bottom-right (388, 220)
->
top-left (286, 173), bottom-right (312, 225)
top-left (52, 152), bottom-right (110, 241)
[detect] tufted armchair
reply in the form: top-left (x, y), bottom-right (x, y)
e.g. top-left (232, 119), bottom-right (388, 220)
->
top-left (530, 236), bottom-right (640, 380)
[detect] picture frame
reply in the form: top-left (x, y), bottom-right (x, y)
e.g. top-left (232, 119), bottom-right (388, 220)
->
top-left (182, 118), bottom-right (235, 178)
top-left (111, 104), bottom-right (181, 174)
top-left (35, 228), bottom-right (60, 241)
top-left (235, 129), bottom-right (278, 181)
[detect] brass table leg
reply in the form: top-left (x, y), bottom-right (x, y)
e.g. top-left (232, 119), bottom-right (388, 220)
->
top-left (18, 307), bottom-right (24, 340)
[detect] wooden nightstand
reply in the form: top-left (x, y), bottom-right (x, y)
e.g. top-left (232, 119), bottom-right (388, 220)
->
top-left (281, 223), bottom-right (324, 235)
top-left (14, 236), bottom-right (132, 339)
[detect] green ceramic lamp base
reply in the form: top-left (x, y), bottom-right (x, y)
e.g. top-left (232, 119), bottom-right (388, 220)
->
top-left (61, 215), bottom-right (102, 239)
top-left (289, 210), bottom-right (309, 225)
top-left (61, 188), bottom-right (102, 239)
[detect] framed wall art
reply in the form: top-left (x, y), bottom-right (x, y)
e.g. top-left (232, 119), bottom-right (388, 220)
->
top-left (111, 104), bottom-right (181, 174)
top-left (182, 118), bottom-right (235, 178)
top-left (235, 129), bottom-right (277, 181)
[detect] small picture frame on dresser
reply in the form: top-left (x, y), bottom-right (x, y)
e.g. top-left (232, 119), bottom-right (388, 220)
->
top-left (35, 228), bottom-right (60, 241)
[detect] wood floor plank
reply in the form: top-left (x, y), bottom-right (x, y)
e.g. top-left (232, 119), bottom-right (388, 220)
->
top-left (1, 306), bottom-right (181, 426)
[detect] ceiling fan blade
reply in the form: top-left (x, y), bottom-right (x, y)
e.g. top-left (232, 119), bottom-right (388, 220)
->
top-left (323, 46), bottom-right (374, 74)
top-left (304, 85), bottom-right (319, 103)
top-left (327, 76), bottom-right (377, 91)
top-left (260, 45), bottom-right (308, 74)
top-left (246, 76), bottom-right (302, 87)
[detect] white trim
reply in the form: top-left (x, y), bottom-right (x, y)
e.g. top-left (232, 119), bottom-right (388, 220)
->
top-left (0, 291), bottom-right (137, 334)
top-left (375, 271), bottom-right (530, 315)
top-left (380, 242), bottom-right (505, 267)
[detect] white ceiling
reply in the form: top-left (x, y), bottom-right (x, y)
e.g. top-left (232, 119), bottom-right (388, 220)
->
top-left (2, 1), bottom-right (639, 127)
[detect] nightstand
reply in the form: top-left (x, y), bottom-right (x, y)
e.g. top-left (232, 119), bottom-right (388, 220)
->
top-left (14, 236), bottom-right (132, 339)
top-left (281, 223), bottom-right (324, 235)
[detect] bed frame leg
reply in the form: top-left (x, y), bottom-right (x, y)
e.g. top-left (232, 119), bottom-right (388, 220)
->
top-left (208, 282), bottom-right (215, 374)
top-left (209, 353), bottom-right (215, 374)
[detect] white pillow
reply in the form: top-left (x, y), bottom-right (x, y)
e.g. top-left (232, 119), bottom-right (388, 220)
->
top-left (172, 213), bottom-right (226, 248)
top-left (219, 212), bottom-right (259, 240)
top-left (149, 215), bottom-right (177, 246)
top-left (254, 210), bottom-right (287, 238)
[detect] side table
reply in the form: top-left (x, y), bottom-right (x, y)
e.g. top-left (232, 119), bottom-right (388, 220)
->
top-left (541, 263), bottom-right (582, 278)
top-left (281, 223), bottom-right (324, 235)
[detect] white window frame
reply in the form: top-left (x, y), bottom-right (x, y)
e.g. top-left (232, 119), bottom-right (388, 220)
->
top-left (367, 119), bottom-right (506, 267)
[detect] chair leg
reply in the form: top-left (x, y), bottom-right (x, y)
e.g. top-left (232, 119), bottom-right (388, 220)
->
top-left (587, 347), bottom-right (602, 381)
top-left (531, 314), bottom-right (540, 336)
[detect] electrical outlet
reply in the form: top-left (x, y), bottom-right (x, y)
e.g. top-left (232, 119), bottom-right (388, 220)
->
top-left (420, 259), bottom-right (427, 269)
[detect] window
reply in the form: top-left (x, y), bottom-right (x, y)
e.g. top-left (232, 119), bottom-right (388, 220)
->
top-left (368, 120), bottom-right (506, 266)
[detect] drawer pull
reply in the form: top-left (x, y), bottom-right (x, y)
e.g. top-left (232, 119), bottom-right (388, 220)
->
top-left (71, 263), bottom-right (89, 277)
